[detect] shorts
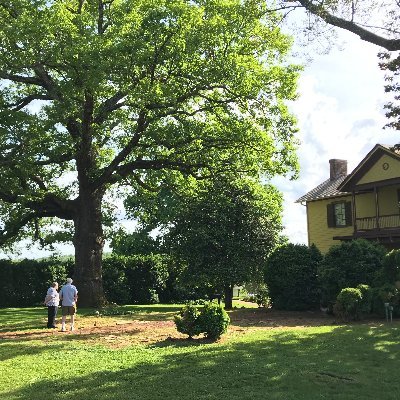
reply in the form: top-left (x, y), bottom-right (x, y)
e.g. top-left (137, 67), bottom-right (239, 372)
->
top-left (62, 306), bottom-right (76, 316)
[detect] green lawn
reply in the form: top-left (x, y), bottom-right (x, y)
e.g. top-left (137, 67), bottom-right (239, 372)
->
top-left (0, 306), bottom-right (399, 400)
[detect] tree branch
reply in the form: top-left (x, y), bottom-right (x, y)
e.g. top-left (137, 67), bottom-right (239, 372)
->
top-left (297, 0), bottom-right (400, 51)
top-left (108, 159), bottom-right (206, 184)
top-left (6, 94), bottom-right (53, 111)
top-left (33, 64), bottom-right (63, 100)
top-left (0, 72), bottom-right (43, 86)
top-left (93, 91), bottom-right (126, 124)
top-left (93, 111), bottom-right (148, 188)
top-left (0, 211), bottom-right (37, 245)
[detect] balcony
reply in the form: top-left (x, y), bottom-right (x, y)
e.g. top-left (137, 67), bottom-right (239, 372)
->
top-left (356, 214), bottom-right (400, 231)
top-left (333, 213), bottom-right (400, 247)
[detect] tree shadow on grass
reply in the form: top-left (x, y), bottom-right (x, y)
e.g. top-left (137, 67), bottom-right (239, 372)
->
top-left (3, 325), bottom-right (400, 400)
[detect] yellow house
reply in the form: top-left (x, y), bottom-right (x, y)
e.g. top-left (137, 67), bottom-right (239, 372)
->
top-left (296, 144), bottom-right (400, 253)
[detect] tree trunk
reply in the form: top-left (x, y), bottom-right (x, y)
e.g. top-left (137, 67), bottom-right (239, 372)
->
top-left (73, 191), bottom-right (106, 307)
top-left (224, 285), bottom-right (233, 310)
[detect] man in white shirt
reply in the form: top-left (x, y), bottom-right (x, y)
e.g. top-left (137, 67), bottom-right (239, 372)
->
top-left (59, 278), bottom-right (78, 332)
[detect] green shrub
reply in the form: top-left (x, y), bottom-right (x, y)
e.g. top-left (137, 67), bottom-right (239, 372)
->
top-left (334, 287), bottom-right (363, 321)
top-left (382, 249), bottom-right (400, 283)
top-left (102, 254), bottom-right (169, 304)
top-left (174, 302), bottom-right (202, 338)
top-left (357, 284), bottom-right (372, 315)
top-left (255, 285), bottom-right (271, 308)
top-left (371, 284), bottom-right (400, 317)
top-left (102, 256), bottom-right (131, 304)
top-left (125, 255), bottom-right (169, 304)
top-left (319, 239), bottom-right (386, 309)
top-left (264, 243), bottom-right (322, 310)
top-left (174, 302), bottom-right (230, 340)
top-left (197, 302), bottom-right (230, 340)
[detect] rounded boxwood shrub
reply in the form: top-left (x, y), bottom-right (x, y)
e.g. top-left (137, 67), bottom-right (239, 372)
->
top-left (174, 302), bottom-right (230, 340)
top-left (197, 302), bottom-right (230, 340)
top-left (264, 243), bottom-right (322, 310)
top-left (334, 287), bottom-right (363, 321)
top-left (174, 302), bottom-right (202, 338)
top-left (334, 284), bottom-right (373, 321)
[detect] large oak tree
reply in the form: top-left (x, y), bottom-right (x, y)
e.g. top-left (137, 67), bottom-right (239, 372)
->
top-left (0, 0), bottom-right (299, 306)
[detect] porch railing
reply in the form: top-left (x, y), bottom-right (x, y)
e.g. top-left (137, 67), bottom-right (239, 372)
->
top-left (356, 214), bottom-right (400, 231)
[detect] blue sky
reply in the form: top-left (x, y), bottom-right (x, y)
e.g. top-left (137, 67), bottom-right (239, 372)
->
top-left (5, 26), bottom-right (399, 259)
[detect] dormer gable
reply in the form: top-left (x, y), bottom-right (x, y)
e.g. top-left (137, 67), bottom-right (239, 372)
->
top-left (338, 144), bottom-right (400, 192)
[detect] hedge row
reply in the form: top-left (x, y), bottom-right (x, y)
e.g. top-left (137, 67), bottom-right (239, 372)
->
top-left (0, 255), bottom-right (179, 307)
top-left (0, 258), bottom-right (74, 307)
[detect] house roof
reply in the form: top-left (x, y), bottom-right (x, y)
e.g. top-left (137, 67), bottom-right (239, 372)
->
top-left (295, 143), bottom-right (400, 203)
top-left (295, 175), bottom-right (350, 203)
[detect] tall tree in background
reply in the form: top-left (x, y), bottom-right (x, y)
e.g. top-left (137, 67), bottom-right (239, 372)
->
top-left (0, 0), bottom-right (299, 306)
top-left (162, 177), bottom-right (285, 309)
top-left (379, 52), bottom-right (400, 131)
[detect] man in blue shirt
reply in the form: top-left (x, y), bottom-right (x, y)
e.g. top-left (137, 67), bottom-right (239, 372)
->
top-left (59, 278), bottom-right (78, 332)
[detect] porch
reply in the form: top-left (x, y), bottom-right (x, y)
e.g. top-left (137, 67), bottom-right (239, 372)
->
top-left (333, 213), bottom-right (400, 247)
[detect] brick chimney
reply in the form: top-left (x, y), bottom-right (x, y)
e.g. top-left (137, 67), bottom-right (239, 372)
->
top-left (329, 159), bottom-right (347, 180)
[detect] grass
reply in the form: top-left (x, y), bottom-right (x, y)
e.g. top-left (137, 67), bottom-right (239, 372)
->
top-left (0, 306), bottom-right (399, 400)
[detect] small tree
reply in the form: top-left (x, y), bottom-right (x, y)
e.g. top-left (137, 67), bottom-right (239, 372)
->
top-left (264, 243), bottom-right (322, 310)
top-left (164, 177), bottom-right (285, 309)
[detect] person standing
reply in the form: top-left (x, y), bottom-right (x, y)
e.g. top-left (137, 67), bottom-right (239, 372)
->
top-left (59, 278), bottom-right (78, 332)
top-left (44, 282), bottom-right (59, 329)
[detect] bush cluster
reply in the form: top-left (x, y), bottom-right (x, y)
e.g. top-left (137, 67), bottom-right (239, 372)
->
top-left (264, 243), bottom-right (322, 310)
top-left (174, 302), bottom-right (230, 340)
top-left (262, 240), bottom-right (400, 320)
top-left (319, 239), bottom-right (386, 309)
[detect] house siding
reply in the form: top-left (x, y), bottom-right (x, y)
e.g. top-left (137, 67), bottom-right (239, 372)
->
top-left (307, 195), bottom-right (353, 253)
top-left (377, 185), bottom-right (400, 215)
top-left (355, 192), bottom-right (375, 217)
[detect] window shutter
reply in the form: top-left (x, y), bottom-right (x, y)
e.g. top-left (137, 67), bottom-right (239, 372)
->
top-left (345, 201), bottom-right (353, 226)
top-left (327, 204), bottom-right (335, 228)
